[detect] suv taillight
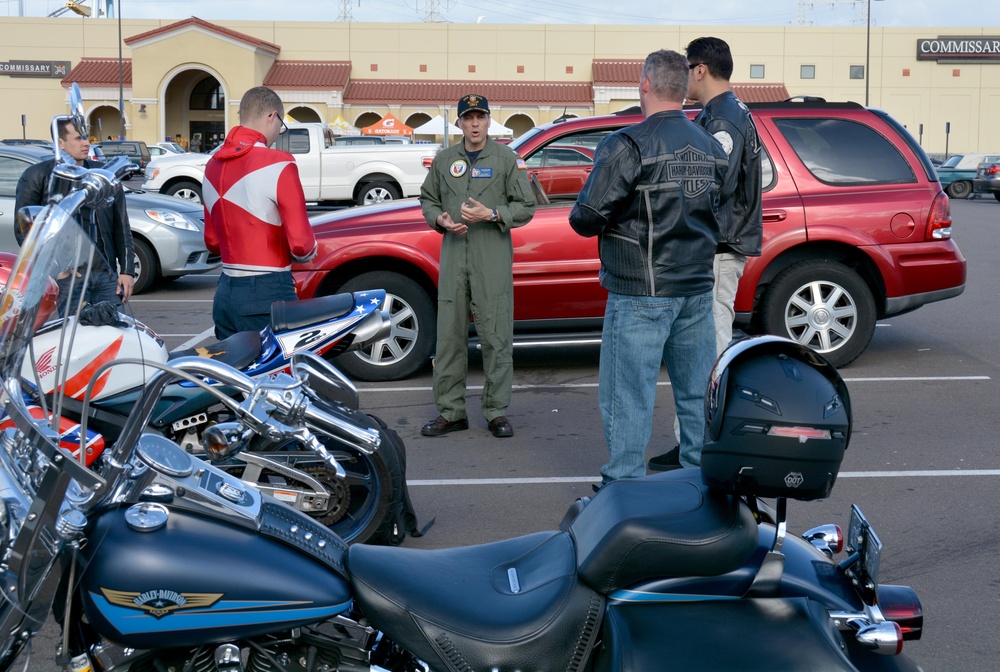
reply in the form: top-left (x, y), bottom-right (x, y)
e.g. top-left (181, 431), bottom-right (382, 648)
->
top-left (925, 192), bottom-right (952, 240)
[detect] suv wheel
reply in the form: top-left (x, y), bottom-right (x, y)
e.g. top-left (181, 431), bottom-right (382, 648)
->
top-left (333, 271), bottom-right (435, 381)
top-left (762, 260), bottom-right (876, 368)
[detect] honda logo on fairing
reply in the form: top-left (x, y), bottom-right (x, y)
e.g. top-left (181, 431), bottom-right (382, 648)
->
top-left (784, 472), bottom-right (804, 489)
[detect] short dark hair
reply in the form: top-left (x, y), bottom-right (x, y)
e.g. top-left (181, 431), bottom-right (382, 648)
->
top-left (686, 36), bottom-right (734, 81)
top-left (641, 50), bottom-right (689, 103)
top-left (55, 118), bottom-right (80, 142)
top-left (239, 86), bottom-right (283, 125)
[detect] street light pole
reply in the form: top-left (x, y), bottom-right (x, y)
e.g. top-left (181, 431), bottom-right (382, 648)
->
top-left (865, 0), bottom-right (884, 108)
top-left (117, 0), bottom-right (124, 140)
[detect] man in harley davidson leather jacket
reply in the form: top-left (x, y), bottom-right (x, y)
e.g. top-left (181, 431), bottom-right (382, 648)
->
top-left (203, 86), bottom-right (317, 340)
top-left (569, 49), bottom-right (727, 481)
top-left (15, 118), bottom-right (135, 305)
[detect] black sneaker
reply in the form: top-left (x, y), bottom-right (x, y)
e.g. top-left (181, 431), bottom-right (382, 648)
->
top-left (648, 446), bottom-right (681, 472)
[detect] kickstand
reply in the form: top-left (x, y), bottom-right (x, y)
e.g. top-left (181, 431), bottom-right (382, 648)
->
top-left (744, 497), bottom-right (787, 598)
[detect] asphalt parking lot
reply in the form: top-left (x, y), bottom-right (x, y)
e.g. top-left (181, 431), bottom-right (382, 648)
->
top-left (30, 198), bottom-right (1000, 670)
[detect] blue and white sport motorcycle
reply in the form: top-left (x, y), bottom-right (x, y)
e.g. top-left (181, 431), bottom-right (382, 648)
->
top-left (0, 89), bottom-right (922, 672)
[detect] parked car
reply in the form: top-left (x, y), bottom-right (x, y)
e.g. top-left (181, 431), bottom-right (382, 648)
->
top-left (292, 101), bottom-right (966, 381)
top-left (335, 136), bottom-right (386, 146)
top-left (0, 145), bottom-right (219, 293)
top-left (972, 159), bottom-right (1000, 201)
top-left (154, 141), bottom-right (186, 154)
top-left (88, 145), bottom-right (107, 162)
top-left (0, 138), bottom-right (51, 146)
top-left (97, 140), bottom-right (152, 175)
top-left (523, 145), bottom-right (595, 200)
top-left (937, 153), bottom-right (1000, 199)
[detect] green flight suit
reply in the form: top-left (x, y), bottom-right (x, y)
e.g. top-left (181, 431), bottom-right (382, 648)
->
top-left (420, 138), bottom-right (536, 423)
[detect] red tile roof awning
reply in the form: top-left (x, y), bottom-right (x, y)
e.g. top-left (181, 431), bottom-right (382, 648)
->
top-left (62, 58), bottom-right (132, 87)
top-left (124, 16), bottom-right (280, 56)
top-left (344, 80), bottom-right (594, 107)
top-left (264, 61), bottom-right (352, 90)
top-left (592, 59), bottom-right (789, 103)
top-left (592, 60), bottom-right (643, 86)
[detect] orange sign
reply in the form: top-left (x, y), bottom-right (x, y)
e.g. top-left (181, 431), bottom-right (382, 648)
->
top-left (361, 113), bottom-right (414, 136)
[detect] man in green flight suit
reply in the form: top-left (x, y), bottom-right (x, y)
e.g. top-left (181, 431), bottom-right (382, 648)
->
top-left (420, 93), bottom-right (536, 438)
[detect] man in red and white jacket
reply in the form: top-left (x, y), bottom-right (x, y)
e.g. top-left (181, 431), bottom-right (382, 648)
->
top-left (203, 85), bottom-right (318, 339)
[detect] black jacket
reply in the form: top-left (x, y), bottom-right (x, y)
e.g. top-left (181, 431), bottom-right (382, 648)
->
top-left (694, 91), bottom-right (763, 257)
top-left (14, 158), bottom-right (135, 276)
top-left (569, 110), bottom-right (727, 298)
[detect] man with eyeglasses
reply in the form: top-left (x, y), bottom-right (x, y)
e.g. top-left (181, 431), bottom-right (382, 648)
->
top-left (203, 85), bottom-right (317, 339)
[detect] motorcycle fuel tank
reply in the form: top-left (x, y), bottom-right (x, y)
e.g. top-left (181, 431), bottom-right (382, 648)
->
top-left (27, 316), bottom-right (169, 401)
top-left (80, 506), bottom-right (353, 649)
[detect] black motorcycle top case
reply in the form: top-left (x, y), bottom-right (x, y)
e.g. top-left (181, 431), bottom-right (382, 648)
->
top-left (79, 507), bottom-right (353, 649)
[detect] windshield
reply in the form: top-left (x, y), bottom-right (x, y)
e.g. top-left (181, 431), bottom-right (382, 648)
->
top-left (0, 181), bottom-right (104, 434)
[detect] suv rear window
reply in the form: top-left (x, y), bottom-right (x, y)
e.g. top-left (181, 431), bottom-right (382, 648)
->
top-left (774, 118), bottom-right (915, 186)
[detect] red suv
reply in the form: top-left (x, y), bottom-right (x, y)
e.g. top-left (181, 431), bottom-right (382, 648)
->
top-left (293, 101), bottom-right (966, 381)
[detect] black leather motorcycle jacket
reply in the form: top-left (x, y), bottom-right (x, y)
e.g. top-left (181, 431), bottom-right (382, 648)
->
top-left (694, 91), bottom-right (763, 257)
top-left (15, 158), bottom-right (135, 277)
top-left (569, 110), bottom-right (728, 298)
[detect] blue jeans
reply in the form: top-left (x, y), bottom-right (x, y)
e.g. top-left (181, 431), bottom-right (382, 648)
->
top-left (598, 290), bottom-right (715, 482)
top-left (213, 272), bottom-right (297, 340)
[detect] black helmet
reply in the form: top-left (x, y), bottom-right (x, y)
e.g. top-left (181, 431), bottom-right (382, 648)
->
top-left (701, 336), bottom-right (851, 500)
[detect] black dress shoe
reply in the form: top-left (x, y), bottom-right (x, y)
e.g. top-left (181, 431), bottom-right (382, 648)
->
top-left (648, 446), bottom-right (682, 472)
top-left (421, 415), bottom-right (469, 437)
top-left (488, 416), bottom-right (514, 438)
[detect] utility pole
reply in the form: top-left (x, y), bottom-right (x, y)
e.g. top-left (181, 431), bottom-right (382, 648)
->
top-left (423, 0), bottom-right (445, 23)
top-left (336, 0), bottom-right (354, 22)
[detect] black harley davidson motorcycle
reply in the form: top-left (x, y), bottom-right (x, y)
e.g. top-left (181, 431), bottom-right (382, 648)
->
top-left (0, 90), bottom-right (922, 672)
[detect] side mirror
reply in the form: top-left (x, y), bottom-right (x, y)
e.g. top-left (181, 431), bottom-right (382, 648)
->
top-left (291, 350), bottom-right (360, 412)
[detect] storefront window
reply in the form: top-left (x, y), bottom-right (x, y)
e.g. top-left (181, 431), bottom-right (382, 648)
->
top-left (190, 77), bottom-right (224, 110)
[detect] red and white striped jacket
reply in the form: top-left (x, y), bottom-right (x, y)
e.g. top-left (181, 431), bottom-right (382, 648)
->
top-left (203, 126), bottom-right (317, 276)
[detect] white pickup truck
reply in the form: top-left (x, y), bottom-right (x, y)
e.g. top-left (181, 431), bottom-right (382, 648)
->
top-left (141, 123), bottom-right (440, 206)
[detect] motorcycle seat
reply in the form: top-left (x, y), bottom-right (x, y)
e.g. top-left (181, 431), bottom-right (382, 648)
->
top-left (349, 531), bottom-right (603, 672)
top-left (270, 292), bottom-right (356, 332)
top-left (169, 329), bottom-right (262, 371)
top-left (570, 469), bottom-right (759, 594)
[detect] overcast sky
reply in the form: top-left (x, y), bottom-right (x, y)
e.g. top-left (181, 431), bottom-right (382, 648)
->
top-left (10, 0), bottom-right (998, 27)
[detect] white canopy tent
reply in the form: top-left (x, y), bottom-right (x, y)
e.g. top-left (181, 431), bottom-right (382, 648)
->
top-left (488, 119), bottom-right (514, 137)
top-left (413, 115), bottom-right (463, 136)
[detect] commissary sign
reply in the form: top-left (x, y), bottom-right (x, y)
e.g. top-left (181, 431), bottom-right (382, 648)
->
top-left (917, 37), bottom-right (1000, 62)
top-left (0, 60), bottom-right (71, 77)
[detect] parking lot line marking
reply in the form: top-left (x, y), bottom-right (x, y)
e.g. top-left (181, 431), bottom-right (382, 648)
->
top-left (359, 375), bottom-right (990, 393)
top-left (129, 299), bottom-right (214, 302)
top-left (171, 327), bottom-right (215, 351)
top-left (406, 470), bottom-right (1000, 486)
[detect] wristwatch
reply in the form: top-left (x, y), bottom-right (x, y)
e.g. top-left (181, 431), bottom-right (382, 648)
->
top-left (490, 208), bottom-right (498, 223)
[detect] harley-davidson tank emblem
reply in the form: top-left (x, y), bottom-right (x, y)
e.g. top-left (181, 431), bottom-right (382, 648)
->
top-left (101, 588), bottom-right (223, 618)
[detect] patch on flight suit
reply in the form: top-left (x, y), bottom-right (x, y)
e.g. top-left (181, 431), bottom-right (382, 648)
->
top-left (471, 167), bottom-right (493, 178)
top-left (516, 159), bottom-right (527, 170)
top-left (450, 160), bottom-right (468, 177)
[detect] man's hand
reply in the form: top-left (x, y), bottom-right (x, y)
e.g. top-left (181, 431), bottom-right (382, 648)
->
top-left (118, 274), bottom-right (135, 302)
top-left (460, 198), bottom-right (496, 225)
top-left (437, 212), bottom-right (468, 235)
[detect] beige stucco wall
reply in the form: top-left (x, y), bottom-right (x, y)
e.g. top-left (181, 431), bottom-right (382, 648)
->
top-left (0, 16), bottom-right (997, 154)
